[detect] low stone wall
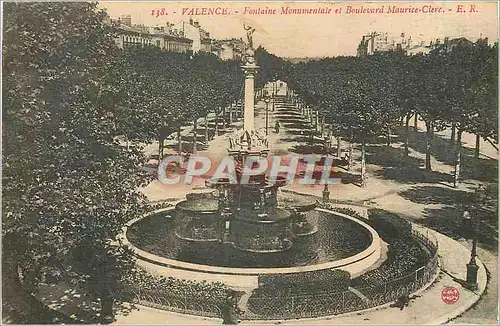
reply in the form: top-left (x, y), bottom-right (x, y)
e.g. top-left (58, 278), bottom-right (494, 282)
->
top-left (121, 205), bottom-right (440, 320)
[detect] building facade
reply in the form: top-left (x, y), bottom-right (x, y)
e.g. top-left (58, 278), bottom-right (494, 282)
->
top-left (113, 18), bottom-right (193, 52)
top-left (357, 32), bottom-right (413, 56)
top-left (173, 19), bottom-right (212, 53)
top-left (213, 38), bottom-right (246, 60)
top-left (357, 32), bottom-right (486, 57)
top-left (112, 15), bottom-right (242, 57)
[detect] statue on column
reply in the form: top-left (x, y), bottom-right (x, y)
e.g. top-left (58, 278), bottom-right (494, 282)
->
top-left (243, 23), bottom-right (256, 65)
top-left (243, 23), bottom-right (255, 50)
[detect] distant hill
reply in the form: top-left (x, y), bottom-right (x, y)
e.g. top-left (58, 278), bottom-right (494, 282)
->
top-left (283, 57), bottom-right (326, 63)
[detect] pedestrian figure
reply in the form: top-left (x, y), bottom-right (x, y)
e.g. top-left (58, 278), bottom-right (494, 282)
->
top-left (390, 293), bottom-right (421, 310)
top-left (221, 290), bottom-right (244, 324)
top-left (275, 121), bottom-right (280, 134)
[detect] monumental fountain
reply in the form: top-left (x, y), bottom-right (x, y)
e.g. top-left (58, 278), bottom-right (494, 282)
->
top-left (121, 24), bottom-right (438, 320)
top-left (126, 22), bottom-right (380, 274)
top-left (147, 24), bottom-right (378, 269)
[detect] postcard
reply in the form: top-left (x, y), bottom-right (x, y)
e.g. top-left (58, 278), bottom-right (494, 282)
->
top-left (2, 1), bottom-right (498, 325)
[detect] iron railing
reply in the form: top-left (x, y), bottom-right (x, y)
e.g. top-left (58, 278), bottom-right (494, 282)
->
top-left (130, 287), bottom-right (225, 318)
top-left (243, 228), bottom-right (439, 320)
top-left (129, 227), bottom-right (439, 320)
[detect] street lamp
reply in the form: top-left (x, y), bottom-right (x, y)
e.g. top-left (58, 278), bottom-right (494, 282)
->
top-left (264, 97), bottom-right (270, 136)
top-left (272, 77), bottom-right (277, 111)
top-left (464, 206), bottom-right (478, 290)
top-left (322, 182), bottom-right (330, 203)
top-left (465, 185), bottom-right (485, 290)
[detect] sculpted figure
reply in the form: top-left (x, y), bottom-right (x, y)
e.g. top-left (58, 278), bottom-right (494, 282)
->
top-left (243, 23), bottom-right (255, 50)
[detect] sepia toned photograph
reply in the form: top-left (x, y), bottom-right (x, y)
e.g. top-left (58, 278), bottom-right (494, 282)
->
top-left (2, 1), bottom-right (498, 324)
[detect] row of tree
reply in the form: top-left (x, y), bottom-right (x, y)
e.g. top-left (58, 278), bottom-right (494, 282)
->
top-left (112, 47), bottom-right (243, 158)
top-left (113, 44), bottom-right (286, 158)
top-left (285, 42), bottom-right (498, 187)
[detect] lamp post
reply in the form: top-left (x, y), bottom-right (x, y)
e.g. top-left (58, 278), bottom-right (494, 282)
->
top-left (465, 185), bottom-right (485, 290)
top-left (322, 182), bottom-right (330, 203)
top-left (272, 77), bottom-right (276, 111)
top-left (464, 206), bottom-right (478, 290)
top-left (264, 97), bottom-right (270, 136)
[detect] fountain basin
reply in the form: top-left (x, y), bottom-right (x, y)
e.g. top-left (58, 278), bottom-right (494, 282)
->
top-left (123, 207), bottom-right (382, 291)
top-left (278, 193), bottom-right (319, 212)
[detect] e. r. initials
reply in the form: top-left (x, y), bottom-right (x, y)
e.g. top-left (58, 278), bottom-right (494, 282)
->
top-left (456, 4), bottom-right (478, 13)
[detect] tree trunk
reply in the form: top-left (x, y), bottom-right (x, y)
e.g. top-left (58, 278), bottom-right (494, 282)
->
top-left (177, 127), bottom-right (182, 157)
top-left (337, 136), bottom-right (342, 158)
top-left (214, 111), bottom-right (219, 136)
top-left (125, 135), bottom-right (130, 151)
top-left (221, 110), bottom-right (226, 133)
top-left (229, 102), bottom-right (233, 124)
top-left (234, 99), bottom-right (239, 119)
top-left (475, 134), bottom-right (480, 158)
top-left (386, 126), bottom-right (391, 147)
top-left (158, 138), bottom-right (164, 161)
top-left (425, 121), bottom-right (432, 171)
top-left (450, 121), bottom-right (456, 143)
top-left (404, 114), bottom-right (410, 157)
top-left (2, 250), bottom-right (67, 323)
top-left (361, 140), bottom-right (367, 187)
top-left (3, 258), bottom-right (28, 315)
top-left (348, 138), bottom-right (353, 171)
top-left (320, 117), bottom-right (325, 136)
top-left (205, 116), bottom-right (209, 144)
top-left (414, 113), bottom-right (418, 130)
top-left (327, 125), bottom-right (332, 150)
top-left (100, 291), bottom-right (114, 324)
top-left (158, 139), bottom-right (162, 161)
top-left (453, 130), bottom-right (463, 188)
top-left (192, 119), bottom-right (197, 154)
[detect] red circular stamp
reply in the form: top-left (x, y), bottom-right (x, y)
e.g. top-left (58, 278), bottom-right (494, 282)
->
top-left (441, 286), bottom-right (460, 304)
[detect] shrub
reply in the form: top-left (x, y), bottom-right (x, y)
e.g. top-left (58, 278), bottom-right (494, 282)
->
top-left (255, 269), bottom-right (351, 297)
top-left (367, 208), bottom-right (411, 241)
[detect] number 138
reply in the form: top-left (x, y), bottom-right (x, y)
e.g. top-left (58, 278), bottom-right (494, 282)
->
top-left (151, 8), bottom-right (167, 17)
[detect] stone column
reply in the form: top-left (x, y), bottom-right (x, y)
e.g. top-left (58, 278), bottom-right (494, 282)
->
top-left (242, 66), bottom-right (258, 132)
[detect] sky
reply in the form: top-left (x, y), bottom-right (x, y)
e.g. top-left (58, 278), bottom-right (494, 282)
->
top-left (99, 1), bottom-right (498, 57)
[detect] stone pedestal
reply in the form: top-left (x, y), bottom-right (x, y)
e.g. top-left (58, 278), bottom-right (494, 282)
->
top-left (229, 61), bottom-right (269, 155)
top-left (466, 260), bottom-right (479, 290)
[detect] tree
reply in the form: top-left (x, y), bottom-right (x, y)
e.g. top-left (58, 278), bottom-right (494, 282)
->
top-left (440, 41), bottom-right (497, 187)
top-left (394, 54), bottom-right (420, 158)
top-left (413, 54), bottom-right (447, 171)
top-left (468, 42), bottom-right (498, 158)
top-left (3, 2), bottom-right (148, 321)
